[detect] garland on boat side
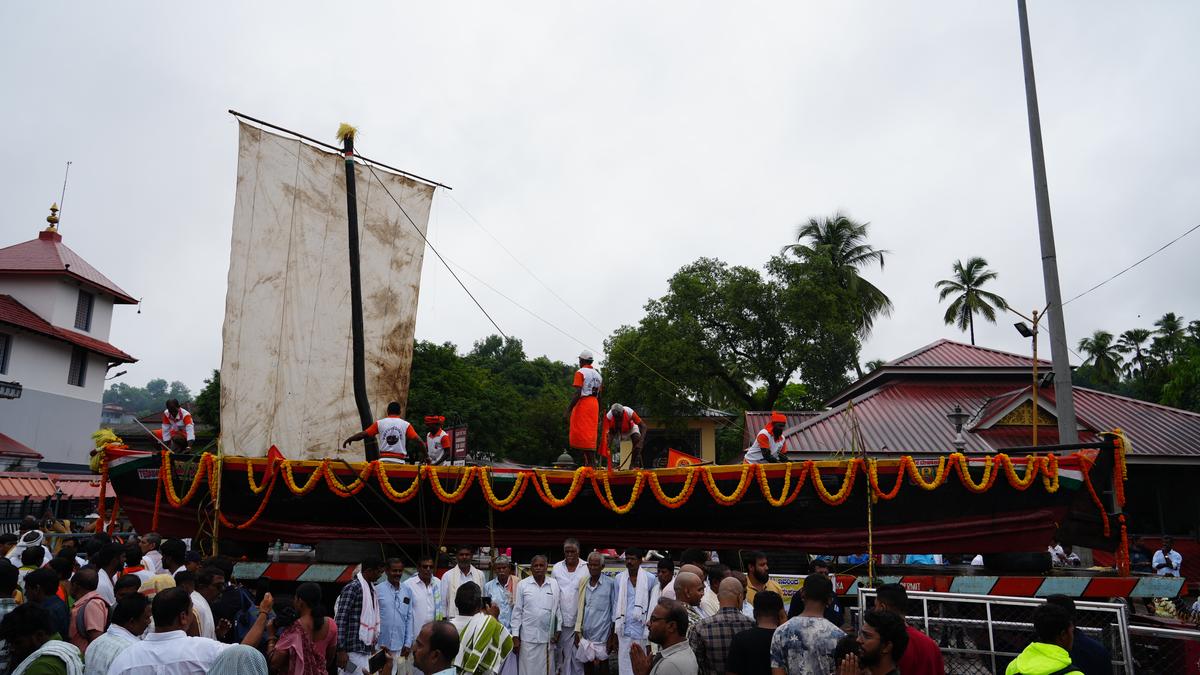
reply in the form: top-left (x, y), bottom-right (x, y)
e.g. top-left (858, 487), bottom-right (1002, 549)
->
top-left (141, 444), bottom-right (1090, 521)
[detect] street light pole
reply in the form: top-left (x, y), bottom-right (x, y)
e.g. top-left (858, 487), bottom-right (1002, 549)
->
top-left (1011, 306), bottom-right (1046, 446)
top-left (1017, 0), bottom-right (1079, 444)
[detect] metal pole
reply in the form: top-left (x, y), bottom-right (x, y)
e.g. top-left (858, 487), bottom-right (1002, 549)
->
top-left (1031, 309), bottom-right (1039, 447)
top-left (1017, 0), bottom-right (1078, 444)
top-left (342, 126), bottom-right (378, 461)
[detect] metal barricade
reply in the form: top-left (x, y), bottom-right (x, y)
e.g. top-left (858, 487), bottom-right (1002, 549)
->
top-left (1128, 623), bottom-right (1200, 674)
top-left (856, 588), bottom-right (1133, 674)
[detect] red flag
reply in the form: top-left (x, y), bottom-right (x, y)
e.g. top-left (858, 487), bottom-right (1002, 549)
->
top-left (667, 448), bottom-right (701, 468)
top-left (266, 445), bottom-right (284, 463)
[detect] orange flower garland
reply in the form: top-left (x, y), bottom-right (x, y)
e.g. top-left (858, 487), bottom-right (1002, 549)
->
top-left (282, 460), bottom-right (325, 496)
top-left (376, 462), bottom-right (423, 503)
top-left (215, 457), bottom-right (277, 530)
top-left (701, 465), bottom-right (754, 506)
top-left (161, 451), bottom-right (213, 507)
top-left (905, 456), bottom-right (949, 491)
top-left (1081, 460), bottom-right (1111, 537)
top-left (531, 467), bottom-right (590, 508)
top-left (478, 469), bottom-right (528, 511)
top-left (866, 459), bottom-right (904, 501)
top-left (593, 470), bottom-right (645, 515)
top-left (811, 459), bottom-right (859, 506)
top-left (1111, 429), bottom-right (1129, 507)
top-left (757, 462), bottom-right (809, 507)
top-left (324, 460), bottom-right (375, 497)
top-left (426, 466), bottom-right (476, 503)
top-left (246, 457), bottom-right (277, 495)
top-left (647, 467), bottom-right (699, 508)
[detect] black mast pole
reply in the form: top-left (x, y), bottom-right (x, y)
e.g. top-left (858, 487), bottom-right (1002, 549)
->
top-left (340, 124), bottom-right (378, 461)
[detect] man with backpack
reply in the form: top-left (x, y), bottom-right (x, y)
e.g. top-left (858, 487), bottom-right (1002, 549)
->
top-left (68, 568), bottom-right (109, 651)
top-left (1005, 603), bottom-right (1083, 675)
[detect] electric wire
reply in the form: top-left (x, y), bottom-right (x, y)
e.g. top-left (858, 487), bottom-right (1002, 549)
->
top-left (1062, 222), bottom-right (1200, 307)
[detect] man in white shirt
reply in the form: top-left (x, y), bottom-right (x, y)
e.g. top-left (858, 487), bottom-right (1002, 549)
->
top-left (405, 554), bottom-right (444, 675)
top-left (84, 594), bottom-right (152, 675)
top-left (192, 567), bottom-right (225, 639)
top-left (552, 538), bottom-right (588, 675)
top-left (444, 546), bottom-right (486, 620)
top-left (107, 586), bottom-right (272, 675)
top-left (512, 555), bottom-right (560, 675)
top-left (95, 542), bottom-right (126, 606)
top-left (1153, 536), bottom-right (1183, 577)
top-left (139, 533), bottom-right (163, 576)
top-left (613, 548), bottom-right (654, 675)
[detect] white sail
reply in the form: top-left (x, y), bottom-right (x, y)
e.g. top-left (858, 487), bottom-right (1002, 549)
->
top-left (220, 122), bottom-right (434, 459)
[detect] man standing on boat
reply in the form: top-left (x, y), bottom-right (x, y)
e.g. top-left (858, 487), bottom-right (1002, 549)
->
top-left (162, 399), bottom-right (195, 453)
top-left (743, 413), bottom-right (787, 464)
top-left (552, 539), bottom-right (588, 675)
top-left (602, 404), bottom-right (647, 469)
top-left (566, 350), bottom-right (603, 467)
top-left (425, 415), bottom-right (453, 465)
top-left (343, 401), bottom-right (420, 462)
top-left (444, 546), bottom-right (487, 621)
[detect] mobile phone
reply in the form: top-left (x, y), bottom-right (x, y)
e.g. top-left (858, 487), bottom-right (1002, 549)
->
top-left (368, 649), bottom-right (388, 673)
top-left (482, 595), bottom-right (492, 606)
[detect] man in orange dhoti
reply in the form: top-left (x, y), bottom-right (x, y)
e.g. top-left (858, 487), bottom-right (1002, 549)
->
top-left (566, 350), bottom-right (603, 467)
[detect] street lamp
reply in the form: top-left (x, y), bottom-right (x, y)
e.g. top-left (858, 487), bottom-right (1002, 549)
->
top-left (1009, 306), bottom-right (1048, 446)
top-left (946, 405), bottom-right (970, 451)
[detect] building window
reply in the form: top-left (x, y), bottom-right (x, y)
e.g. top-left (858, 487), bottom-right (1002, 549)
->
top-left (75, 290), bottom-right (94, 331)
top-left (68, 346), bottom-right (87, 387)
top-left (0, 333), bottom-right (9, 374)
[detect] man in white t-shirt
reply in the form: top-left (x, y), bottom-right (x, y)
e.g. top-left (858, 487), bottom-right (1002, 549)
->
top-left (1153, 536), bottom-right (1183, 577)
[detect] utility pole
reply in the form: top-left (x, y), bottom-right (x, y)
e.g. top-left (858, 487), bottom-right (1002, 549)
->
top-left (1017, 0), bottom-right (1078, 443)
top-left (339, 123), bottom-right (378, 460)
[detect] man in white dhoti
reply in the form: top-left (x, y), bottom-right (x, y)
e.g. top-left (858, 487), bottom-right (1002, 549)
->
top-left (511, 555), bottom-right (560, 675)
top-left (443, 546), bottom-right (486, 621)
top-left (551, 539), bottom-right (587, 675)
top-left (612, 547), bottom-right (654, 675)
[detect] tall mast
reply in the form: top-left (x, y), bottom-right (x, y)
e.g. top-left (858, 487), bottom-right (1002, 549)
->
top-left (339, 123), bottom-right (378, 460)
top-left (1017, 0), bottom-right (1078, 443)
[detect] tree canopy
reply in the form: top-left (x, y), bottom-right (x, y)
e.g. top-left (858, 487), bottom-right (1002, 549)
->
top-left (1074, 311), bottom-right (1200, 412)
top-left (103, 378), bottom-right (192, 417)
top-left (935, 257), bottom-right (1008, 345)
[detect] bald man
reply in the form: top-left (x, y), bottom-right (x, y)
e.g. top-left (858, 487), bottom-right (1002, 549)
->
top-left (688, 577), bottom-right (753, 675)
top-left (672, 572), bottom-right (705, 638)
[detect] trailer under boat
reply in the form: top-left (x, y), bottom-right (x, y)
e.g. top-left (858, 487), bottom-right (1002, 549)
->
top-left (99, 433), bottom-right (1127, 555)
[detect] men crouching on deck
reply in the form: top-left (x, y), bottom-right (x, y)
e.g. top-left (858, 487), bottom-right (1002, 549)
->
top-left (343, 401), bottom-right (420, 462)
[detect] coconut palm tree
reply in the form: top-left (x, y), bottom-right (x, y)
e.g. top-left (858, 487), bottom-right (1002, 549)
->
top-left (1153, 312), bottom-right (1187, 361)
top-left (1078, 330), bottom-right (1124, 387)
top-left (934, 257), bottom-right (1009, 345)
top-left (784, 212), bottom-right (892, 376)
top-left (1117, 328), bottom-right (1152, 379)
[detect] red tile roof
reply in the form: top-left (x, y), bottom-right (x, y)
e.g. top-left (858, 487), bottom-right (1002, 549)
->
top-left (743, 411), bottom-right (819, 446)
top-left (1074, 387), bottom-right (1200, 459)
top-left (0, 230), bottom-right (136, 304)
top-left (0, 433), bottom-right (42, 459)
top-left (0, 472), bottom-right (56, 500)
top-left (49, 474), bottom-right (113, 500)
top-left (887, 339), bottom-right (1051, 369)
top-left (0, 294), bottom-right (135, 362)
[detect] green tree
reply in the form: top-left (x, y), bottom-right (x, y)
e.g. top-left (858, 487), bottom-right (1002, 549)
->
top-left (1078, 330), bottom-right (1124, 388)
top-left (864, 359), bottom-right (886, 373)
top-left (193, 370), bottom-right (220, 431)
top-left (1117, 329), bottom-right (1152, 379)
top-left (145, 378), bottom-right (168, 401)
top-left (784, 212), bottom-right (890, 377)
top-left (1153, 312), bottom-right (1187, 361)
top-left (934, 257), bottom-right (1009, 345)
top-left (1160, 345), bottom-right (1200, 412)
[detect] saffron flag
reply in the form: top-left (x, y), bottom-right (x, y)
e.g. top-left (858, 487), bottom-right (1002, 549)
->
top-left (667, 448), bottom-right (701, 468)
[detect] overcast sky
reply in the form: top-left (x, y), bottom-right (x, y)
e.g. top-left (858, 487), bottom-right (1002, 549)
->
top-left (2, 1), bottom-right (1197, 397)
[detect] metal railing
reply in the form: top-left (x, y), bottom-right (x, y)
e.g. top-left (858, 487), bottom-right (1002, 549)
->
top-left (856, 588), bottom-right (1133, 674)
top-left (1128, 623), bottom-right (1200, 673)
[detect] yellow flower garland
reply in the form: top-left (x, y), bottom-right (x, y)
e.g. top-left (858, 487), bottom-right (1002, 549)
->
top-left (478, 468), bottom-right (528, 511)
top-left (811, 459), bottom-right (859, 505)
top-left (756, 462), bottom-right (808, 507)
top-left (905, 456), bottom-right (949, 490)
top-left (426, 466), bottom-right (476, 503)
top-left (161, 451), bottom-right (212, 507)
top-left (646, 467), bottom-right (699, 508)
top-left (375, 462), bottom-right (423, 502)
top-left (701, 465), bottom-right (753, 506)
top-left (246, 458), bottom-right (276, 495)
top-left (282, 460), bottom-right (325, 496)
top-left (998, 454), bottom-right (1040, 489)
top-left (866, 459), bottom-right (904, 500)
top-left (951, 454), bottom-right (997, 493)
top-left (594, 470), bottom-right (645, 515)
top-left (1040, 453), bottom-right (1059, 492)
top-left (532, 467), bottom-right (590, 508)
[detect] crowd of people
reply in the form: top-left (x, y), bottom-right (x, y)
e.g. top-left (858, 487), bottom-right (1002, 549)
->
top-left (0, 519), bottom-right (1114, 675)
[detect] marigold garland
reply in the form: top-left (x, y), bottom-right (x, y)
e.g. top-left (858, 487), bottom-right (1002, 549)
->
top-left (811, 459), bottom-right (859, 506)
top-left (478, 469), bottom-right (528, 511)
top-left (376, 462), bottom-right (424, 503)
top-left (324, 460), bottom-right (376, 497)
top-left (757, 462), bottom-right (809, 507)
top-left (214, 457), bottom-right (277, 530)
top-left (282, 460), bottom-right (325, 496)
top-left (906, 456), bottom-right (949, 490)
top-left (1111, 429), bottom-right (1129, 508)
top-left (426, 466), bottom-right (476, 503)
top-left (161, 451), bottom-right (212, 507)
top-left (866, 459), bottom-right (905, 501)
top-left (246, 457), bottom-right (278, 495)
top-left (951, 454), bottom-right (998, 493)
top-left (701, 465), bottom-right (754, 506)
top-left (1039, 454), bottom-right (1060, 492)
top-left (593, 470), bottom-right (645, 515)
top-left (998, 454), bottom-right (1040, 490)
top-left (647, 467), bottom-right (699, 508)
top-left (1081, 461), bottom-right (1111, 537)
top-left (531, 467), bottom-right (590, 508)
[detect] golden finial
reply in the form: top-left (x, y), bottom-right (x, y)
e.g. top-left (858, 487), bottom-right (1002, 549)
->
top-left (45, 203), bottom-right (60, 231)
